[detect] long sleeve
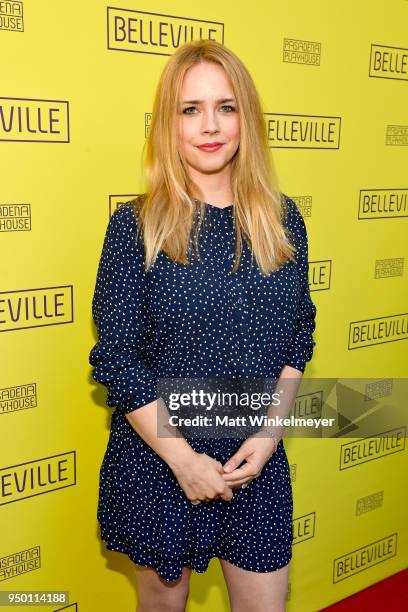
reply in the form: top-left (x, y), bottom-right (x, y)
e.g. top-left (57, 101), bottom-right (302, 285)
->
top-left (89, 202), bottom-right (158, 413)
top-left (283, 196), bottom-right (317, 373)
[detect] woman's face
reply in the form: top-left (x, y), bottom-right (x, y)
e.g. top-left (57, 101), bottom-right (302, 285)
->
top-left (177, 60), bottom-right (240, 177)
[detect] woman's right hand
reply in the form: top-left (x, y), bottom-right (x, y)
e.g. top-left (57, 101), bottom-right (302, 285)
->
top-left (171, 452), bottom-right (234, 503)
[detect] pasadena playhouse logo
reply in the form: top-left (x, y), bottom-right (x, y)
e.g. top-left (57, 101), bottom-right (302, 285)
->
top-left (0, 97), bottom-right (70, 143)
top-left (0, 383), bottom-right (37, 415)
top-left (0, 546), bottom-right (40, 581)
top-left (385, 125), bottom-right (408, 146)
top-left (265, 112), bottom-right (341, 149)
top-left (375, 258), bottom-right (404, 279)
top-left (0, 286), bottom-right (74, 333)
top-left (282, 38), bottom-right (321, 66)
top-left (0, 203), bottom-right (31, 232)
top-left (356, 490), bottom-right (384, 515)
top-left (292, 195), bottom-right (313, 218)
top-left (364, 378), bottom-right (393, 401)
top-left (107, 6), bottom-right (224, 55)
top-left (0, 0), bottom-right (23, 32)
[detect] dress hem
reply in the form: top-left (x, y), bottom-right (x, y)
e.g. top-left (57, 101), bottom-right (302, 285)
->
top-left (100, 526), bottom-right (293, 582)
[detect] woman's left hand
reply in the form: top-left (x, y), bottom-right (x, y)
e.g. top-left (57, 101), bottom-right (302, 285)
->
top-left (221, 435), bottom-right (278, 490)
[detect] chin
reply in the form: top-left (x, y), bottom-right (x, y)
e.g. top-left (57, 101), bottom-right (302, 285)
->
top-left (193, 156), bottom-right (232, 171)
top-left (195, 163), bottom-right (230, 175)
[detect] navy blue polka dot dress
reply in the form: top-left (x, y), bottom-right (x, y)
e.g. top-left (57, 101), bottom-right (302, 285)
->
top-left (89, 195), bottom-right (316, 581)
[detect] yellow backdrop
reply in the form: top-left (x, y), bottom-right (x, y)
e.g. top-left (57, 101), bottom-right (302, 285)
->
top-left (1, 0), bottom-right (407, 610)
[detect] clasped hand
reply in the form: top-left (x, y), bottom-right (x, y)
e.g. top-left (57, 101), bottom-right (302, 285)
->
top-left (172, 435), bottom-right (278, 504)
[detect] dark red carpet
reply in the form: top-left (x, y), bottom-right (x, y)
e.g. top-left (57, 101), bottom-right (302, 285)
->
top-left (321, 568), bottom-right (407, 611)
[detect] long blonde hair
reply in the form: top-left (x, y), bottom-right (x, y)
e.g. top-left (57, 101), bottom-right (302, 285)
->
top-left (132, 39), bottom-right (296, 276)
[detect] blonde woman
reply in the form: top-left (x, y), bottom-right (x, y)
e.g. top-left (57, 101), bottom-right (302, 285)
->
top-left (89, 40), bottom-right (316, 612)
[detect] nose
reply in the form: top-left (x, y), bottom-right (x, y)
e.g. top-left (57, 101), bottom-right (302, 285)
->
top-left (201, 108), bottom-right (220, 134)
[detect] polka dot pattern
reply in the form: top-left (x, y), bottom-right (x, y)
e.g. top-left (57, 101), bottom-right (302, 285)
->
top-left (89, 195), bottom-right (317, 581)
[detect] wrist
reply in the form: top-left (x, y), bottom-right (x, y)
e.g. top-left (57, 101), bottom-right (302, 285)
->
top-left (164, 443), bottom-right (198, 473)
top-left (254, 428), bottom-right (281, 449)
top-left (270, 434), bottom-right (279, 453)
top-left (261, 431), bottom-right (280, 453)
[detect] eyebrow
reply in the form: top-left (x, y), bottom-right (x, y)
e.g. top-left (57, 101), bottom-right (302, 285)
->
top-left (180, 97), bottom-right (236, 104)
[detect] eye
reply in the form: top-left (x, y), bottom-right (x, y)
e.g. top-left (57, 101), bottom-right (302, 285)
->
top-left (182, 106), bottom-right (197, 114)
top-left (181, 105), bottom-right (237, 115)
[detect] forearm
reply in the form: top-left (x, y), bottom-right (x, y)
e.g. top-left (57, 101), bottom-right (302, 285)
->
top-left (258, 364), bottom-right (303, 442)
top-left (125, 399), bottom-right (196, 472)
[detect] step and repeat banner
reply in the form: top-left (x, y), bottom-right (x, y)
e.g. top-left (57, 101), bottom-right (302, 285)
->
top-left (1, 1), bottom-right (407, 610)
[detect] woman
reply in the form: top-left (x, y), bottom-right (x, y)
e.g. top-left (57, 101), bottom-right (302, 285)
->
top-left (89, 40), bottom-right (316, 611)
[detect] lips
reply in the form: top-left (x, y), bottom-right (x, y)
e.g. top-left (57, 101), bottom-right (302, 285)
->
top-left (197, 143), bottom-right (224, 152)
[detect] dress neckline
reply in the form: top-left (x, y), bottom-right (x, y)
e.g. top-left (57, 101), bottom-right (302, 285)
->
top-left (193, 198), bottom-right (234, 212)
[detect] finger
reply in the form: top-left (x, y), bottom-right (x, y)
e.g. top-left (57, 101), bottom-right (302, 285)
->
top-left (223, 449), bottom-right (250, 473)
top-left (234, 478), bottom-right (254, 488)
top-left (231, 478), bottom-right (255, 488)
top-left (221, 488), bottom-right (234, 501)
top-left (221, 465), bottom-right (258, 482)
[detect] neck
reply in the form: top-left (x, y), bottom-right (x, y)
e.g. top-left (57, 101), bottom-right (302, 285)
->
top-left (188, 165), bottom-right (234, 207)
